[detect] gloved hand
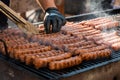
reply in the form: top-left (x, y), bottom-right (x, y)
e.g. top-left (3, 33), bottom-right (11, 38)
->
top-left (44, 8), bottom-right (66, 34)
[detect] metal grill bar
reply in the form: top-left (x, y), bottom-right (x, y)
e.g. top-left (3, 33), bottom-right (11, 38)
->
top-left (1, 51), bottom-right (120, 80)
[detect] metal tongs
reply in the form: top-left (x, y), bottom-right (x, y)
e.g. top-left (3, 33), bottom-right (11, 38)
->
top-left (0, 1), bottom-right (39, 34)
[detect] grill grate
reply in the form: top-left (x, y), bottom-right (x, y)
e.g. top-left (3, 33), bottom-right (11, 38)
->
top-left (0, 51), bottom-right (120, 80)
top-left (1, 8), bottom-right (120, 80)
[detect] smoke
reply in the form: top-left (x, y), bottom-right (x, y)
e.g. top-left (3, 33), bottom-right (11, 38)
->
top-left (88, 0), bottom-right (120, 36)
top-left (90, 0), bottom-right (103, 11)
top-left (89, 0), bottom-right (112, 17)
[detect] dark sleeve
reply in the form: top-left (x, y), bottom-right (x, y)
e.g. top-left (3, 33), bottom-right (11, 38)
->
top-left (0, 0), bottom-right (10, 25)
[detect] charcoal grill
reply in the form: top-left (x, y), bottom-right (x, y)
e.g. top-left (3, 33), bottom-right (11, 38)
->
top-left (1, 8), bottom-right (120, 80)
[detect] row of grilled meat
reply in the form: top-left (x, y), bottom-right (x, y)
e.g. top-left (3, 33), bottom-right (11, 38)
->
top-left (0, 16), bottom-right (119, 70)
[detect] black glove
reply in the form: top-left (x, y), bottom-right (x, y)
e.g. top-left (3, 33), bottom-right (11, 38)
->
top-left (44, 8), bottom-right (66, 34)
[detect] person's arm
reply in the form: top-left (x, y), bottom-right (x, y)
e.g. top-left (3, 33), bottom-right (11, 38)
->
top-left (36, 0), bottom-right (57, 12)
top-left (36, 0), bottom-right (66, 34)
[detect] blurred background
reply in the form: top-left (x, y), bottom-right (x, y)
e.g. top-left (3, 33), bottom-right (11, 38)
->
top-left (10, 0), bottom-right (120, 23)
